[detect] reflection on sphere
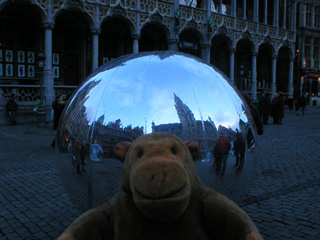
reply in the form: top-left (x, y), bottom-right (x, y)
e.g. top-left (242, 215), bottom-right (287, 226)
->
top-left (56, 51), bottom-right (258, 213)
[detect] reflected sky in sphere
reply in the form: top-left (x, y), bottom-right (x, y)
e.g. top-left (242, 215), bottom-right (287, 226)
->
top-left (69, 53), bottom-right (248, 133)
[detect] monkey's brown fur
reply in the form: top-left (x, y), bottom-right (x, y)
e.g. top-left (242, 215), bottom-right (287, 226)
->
top-left (58, 132), bottom-right (263, 240)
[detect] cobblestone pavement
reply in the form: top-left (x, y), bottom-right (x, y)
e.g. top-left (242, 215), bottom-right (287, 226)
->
top-left (0, 106), bottom-right (319, 240)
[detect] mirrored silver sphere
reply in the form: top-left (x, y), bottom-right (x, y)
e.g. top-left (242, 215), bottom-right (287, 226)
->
top-left (56, 51), bottom-right (258, 213)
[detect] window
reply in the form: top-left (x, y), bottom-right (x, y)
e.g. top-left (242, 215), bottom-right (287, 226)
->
top-left (314, 38), bottom-right (320, 69)
top-left (305, 4), bottom-right (312, 27)
top-left (314, 38), bottom-right (320, 59)
top-left (315, 6), bottom-right (320, 28)
top-left (304, 36), bottom-right (312, 68)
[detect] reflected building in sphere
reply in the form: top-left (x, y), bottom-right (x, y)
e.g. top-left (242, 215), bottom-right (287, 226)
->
top-left (152, 93), bottom-right (218, 156)
top-left (0, 0), bottom-right (301, 125)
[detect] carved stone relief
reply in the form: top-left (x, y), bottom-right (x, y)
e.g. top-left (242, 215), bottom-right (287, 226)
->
top-left (35, 0), bottom-right (48, 11)
top-left (99, 5), bottom-right (110, 21)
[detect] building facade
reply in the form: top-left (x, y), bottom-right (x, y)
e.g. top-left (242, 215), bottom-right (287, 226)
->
top-left (295, 0), bottom-right (320, 103)
top-left (0, 0), bottom-right (297, 125)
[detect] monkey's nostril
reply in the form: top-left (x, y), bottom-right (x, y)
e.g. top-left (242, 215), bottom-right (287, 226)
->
top-left (151, 175), bottom-right (155, 180)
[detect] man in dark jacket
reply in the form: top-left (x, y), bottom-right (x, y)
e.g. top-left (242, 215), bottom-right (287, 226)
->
top-left (6, 96), bottom-right (18, 125)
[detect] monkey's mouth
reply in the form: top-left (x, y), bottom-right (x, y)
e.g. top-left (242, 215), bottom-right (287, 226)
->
top-left (134, 183), bottom-right (187, 200)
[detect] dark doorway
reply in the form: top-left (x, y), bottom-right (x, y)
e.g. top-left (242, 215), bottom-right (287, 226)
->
top-left (140, 24), bottom-right (168, 52)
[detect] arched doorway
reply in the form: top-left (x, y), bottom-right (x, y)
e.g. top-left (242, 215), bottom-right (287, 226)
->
top-left (99, 17), bottom-right (132, 65)
top-left (139, 23), bottom-right (168, 52)
top-left (179, 29), bottom-right (201, 58)
top-left (277, 47), bottom-right (291, 93)
top-left (0, 3), bottom-right (42, 86)
top-left (210, 34), bottom-right (231, 77)
top-left (235, 39), bottom-right (253, 92)
top-left (53, 11), bottom-right (91, 86)
top-left (257, 43), bottom-right (274, 92)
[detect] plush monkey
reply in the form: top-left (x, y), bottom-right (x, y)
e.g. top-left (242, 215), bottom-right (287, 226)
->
top-left (58, 132), bottom-right (263, 240)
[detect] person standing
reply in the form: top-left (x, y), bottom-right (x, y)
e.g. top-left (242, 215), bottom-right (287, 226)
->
top-left (259, 93), bottom-right (271, 124)
top-left (51, 93), bottom-right (67, 147)
top-left (6, 96), bottom-right (18, 125)
top-left (52, 93), bottom-right (67, 130)
top-left (271, 93), bottom-right (285, 124)
top-left (214, 135), bottom-right (231, 176)
top-left (297, 94), bottom-right (307, 116)
top-left (287, 95), bottom-right (294, 111)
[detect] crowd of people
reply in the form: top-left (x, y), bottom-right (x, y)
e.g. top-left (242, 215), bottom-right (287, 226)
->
top-left (255, 92), bottom-right (308, 125)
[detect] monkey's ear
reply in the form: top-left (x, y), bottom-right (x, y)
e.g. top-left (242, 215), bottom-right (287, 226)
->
top-left (113, 142), bottom-right (132, 162)
top-left (185, 141), bottom-right (200, 161)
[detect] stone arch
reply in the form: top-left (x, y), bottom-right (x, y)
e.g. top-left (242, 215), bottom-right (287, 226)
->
top-left (235, 39), bottom-right (254, 92)
top-left (100, 13), bottom-right (136, 34)
top-left (53, 10), bottom-right (92, 86)
top-left (99, 16), bottom-right (133, 64)
top-left (257, 43), bottom-right (275, 92)
top-left (0, 0), bottom-right (46, 21)
top-left (140, 22), bottom-right (169, 52)
top-left (210, 34), bottom-right (232, 77)
top-left (277, 46), bottom-right (292, 93)
top-left (54, 6), bottom-right (94, 29)
top-left (0, 1), bottom-right (44, 88)
top-left (178, 28), bottom-right (203, 58)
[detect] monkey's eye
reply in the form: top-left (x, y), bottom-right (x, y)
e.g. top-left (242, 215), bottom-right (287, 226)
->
top-left (137, 150), bottom-right (144, 158)
top-left (171, 147), bottom-right (177, 155)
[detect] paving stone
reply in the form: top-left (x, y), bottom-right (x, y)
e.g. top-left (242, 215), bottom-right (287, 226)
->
top-left (1, 106), bottom-right (320, 240)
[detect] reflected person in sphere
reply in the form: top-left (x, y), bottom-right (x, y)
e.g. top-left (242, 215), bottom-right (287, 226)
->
top-left (233, 130), bottom-right (246, 173)
top-left (72, 138), bottom-right (86, 175)
top-left (213, 135), bottom-right (231, 176)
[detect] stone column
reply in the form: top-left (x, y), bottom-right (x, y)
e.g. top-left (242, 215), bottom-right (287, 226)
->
top-left (232, 0), bottom-right (236, 17)
top-left (219, 0), bottom-right (223, 14)
top-left (264, 0), bottom-right (268, 25)
top-left (283, 0), bottom-right (287, 29)
top-left (271, 54), bottom-right (277, 98)
top-left (167, 38), bottom-right (178, 51)
top-left (274, 0), bottom-right (279, 27)
top-left (243, 0), bottom-right (247, 19)
top-left (251, 52), bottom-right (257, 100)
top-left (43, 22), bottom-right (55, 107)
top-left (291, 1), bottom-right (297, 40)
top-left (288, 57), bottom-right (294, 95)
top-left (229, 48), bottom-right (235, 84)
top-left (132, 34), bottom-right (140, 53)
top-left (254, 0), bottom-right (259, 22)
top-left (91, 28), bottom-right (100, 71)
top-left (200, 43), bottom-right (211, 64)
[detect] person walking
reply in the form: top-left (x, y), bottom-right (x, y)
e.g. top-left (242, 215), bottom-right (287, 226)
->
top-left (297, 94), bottom-right (307, 116)
top-left (6, 96), bottom-right (18, 125)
